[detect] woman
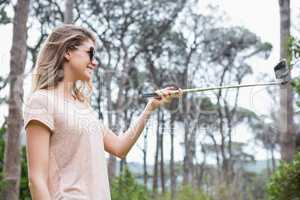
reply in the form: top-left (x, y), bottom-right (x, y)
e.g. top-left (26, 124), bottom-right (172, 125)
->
top-left (23, 24), bottom-right (182, 200)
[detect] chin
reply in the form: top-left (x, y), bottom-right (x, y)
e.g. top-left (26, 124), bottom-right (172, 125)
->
top-left (78, 73), bottom-right (92, 81)
top-left (80, 77), bottom-right (91, 81)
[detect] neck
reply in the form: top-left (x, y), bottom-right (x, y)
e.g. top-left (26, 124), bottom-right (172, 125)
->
top-left (56, 63), bottom-right (77, 100)
top-left (56, 79), bottom-right (76, 100)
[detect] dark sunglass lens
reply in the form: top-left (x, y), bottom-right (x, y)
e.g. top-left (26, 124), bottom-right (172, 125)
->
top-left (89, 47), bottom-right (95, 61)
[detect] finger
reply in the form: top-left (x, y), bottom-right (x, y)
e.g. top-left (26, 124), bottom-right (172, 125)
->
top-left (172, 88), bottom-right (183, 98)
top-left (160, 89), bottom-right (171, 98)
top-left (170, 85), bottom-right (179, 90)
top-left (155, 90), bottom-right (164, 100)
top-left (166, 89), bottom-right (180, 98)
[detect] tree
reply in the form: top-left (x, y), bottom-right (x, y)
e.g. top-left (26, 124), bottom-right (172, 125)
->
top-left (200, 25), bottom-right (271, 183)
top-left (64, 0), bottom-right (74, 24)
top-left (278, 0), bottom-right (296, 162)
top-left (2, 0), bottom-right (30, 199)
top-left (142, 126), bottom-right (149, 191)
top-left (153, 109), bottom-right (161, 194)
top-left (27, 0), bottom-right (64, 68)
top-left (170, 107), bottom-right (178, 199)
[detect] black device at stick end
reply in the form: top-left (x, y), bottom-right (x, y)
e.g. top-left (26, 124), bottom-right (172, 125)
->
top-left (142, 92), bottom-right (159, 98)
top-left (274, 59), bottom-right (290, 84)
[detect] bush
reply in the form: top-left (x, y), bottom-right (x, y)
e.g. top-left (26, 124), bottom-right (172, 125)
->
top-left (267, 152), bottom-right (300, 200)
top-left (153, 185), bottom-right (211, 200)
top-left (175, 185), bottom-right (211, 200)
top-left (0, 126), bottom-right (7, 194)
top-left (0, 126), bottom-right (31, 199)
top-left (111, 166), bottom-right (149, 200)
top-left (19, 146), bottom-right (31, 199)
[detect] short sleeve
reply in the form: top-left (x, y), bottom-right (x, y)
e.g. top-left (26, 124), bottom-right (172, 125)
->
top-left (23, 91), bottom-right (54, 132)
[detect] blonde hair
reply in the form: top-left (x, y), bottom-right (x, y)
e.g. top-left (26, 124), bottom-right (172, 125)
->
top-left (31, 24), bottom-right (96, 104)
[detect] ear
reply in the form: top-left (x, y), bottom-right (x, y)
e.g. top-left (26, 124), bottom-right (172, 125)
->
top-left (64, 50), bottom-right (71, 61)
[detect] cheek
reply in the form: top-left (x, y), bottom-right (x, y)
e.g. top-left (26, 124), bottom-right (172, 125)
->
top-left (69, 55), bottom-right (88, 70)
top-left (68, 62), bottom-right (87, 79)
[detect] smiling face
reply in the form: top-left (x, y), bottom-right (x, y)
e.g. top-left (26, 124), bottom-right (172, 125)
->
top-left (64, 39), bottom-right (97, 82)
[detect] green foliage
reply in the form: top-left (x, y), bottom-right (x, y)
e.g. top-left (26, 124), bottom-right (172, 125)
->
top-left (267, 152), bottom-right (300, 200)
top-left (175, 185), bottom-right (211, 200)
top-left (0, 172), bottom-right (8, 195)
top-left (200, 97), bottom-right (215, 111)
top-left (243, 171), bottom-right (268, 200)
top-left (0, 7), bottom-right (10, 24)
top-left (19, 146), bottom-right (31, 199)
top-left (0, 0), bottom-right (10, 24)
top-left (0, 125), bottom-right (30, 199)
top-left (154, 185), bottom-right (211, 200)
top-left (291, 78), bottom-right (300, 108)
top-left (0, 126), bottom-right (7, 194)
top-left (288, 37), bottom-right (300, 64)
top-left (111, 166), bottom-right (149, 200)
top-left (289, 37), bottom-right (300, 108)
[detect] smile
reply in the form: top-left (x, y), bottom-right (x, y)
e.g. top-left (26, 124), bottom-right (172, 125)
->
top-left (87, 66), bottom-right (94, 70)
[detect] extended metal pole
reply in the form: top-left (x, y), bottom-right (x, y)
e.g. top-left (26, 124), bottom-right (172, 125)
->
top-left (142, 81), bottom-right (283, 98)
top-left (182, 82), bottom-right (281, 93)
top-left (142, 60), bottom-right (290, 98)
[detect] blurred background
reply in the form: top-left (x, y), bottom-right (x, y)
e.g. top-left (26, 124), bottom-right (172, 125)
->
top-left (0, 0), bottom-right (300, 199)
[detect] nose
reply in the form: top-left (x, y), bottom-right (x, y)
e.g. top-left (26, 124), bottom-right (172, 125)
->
top-left (90, 58), bottom-right (98, 68)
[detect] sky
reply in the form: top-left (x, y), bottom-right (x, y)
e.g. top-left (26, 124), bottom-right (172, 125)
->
top-left (0, 0), bottom-right (300, 164)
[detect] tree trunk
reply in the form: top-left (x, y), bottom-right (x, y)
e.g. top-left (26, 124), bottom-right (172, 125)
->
top-left (152, 109), bottom-right (160, 194)
top-left (170, 114), bottom-right (176, 200)
top-left (266, 150), bottom-right (271, 177)
top-left (105, 73), bottom-right (117, 181)
top-left (182, 47), bottom-right (196, 185)
top-left (196, 144), bottom-right (206, 188)
top-left (216, 66), bottom-right (231, 183)
top-left (190, 124), bottom-right (196, 187)
top-left (120, 96), bottom-right (131, 174)
top-left (182, 68), bottom-right (191, 185)
top-left (143, 126), bottom-right (148, 191)
top-left (160, 111), bottom-right (165, 193)
top-left (183, 120), bottom-right (193, 185)
top-left (64, 0), bottom-right (74, 24)
top-left (279, 0), bottom-right (295, 162)
top-left (3, 0), bottom-right (30, 199)
top-left (107, 156), bottom-right (116, 180)
top-left (271, 147), bottom-right (276, 172)
top-left (94, 67), bottom-right (104, 120)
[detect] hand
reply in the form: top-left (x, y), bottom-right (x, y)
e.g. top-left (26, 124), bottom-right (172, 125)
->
top-left (146, 86), bottom-right (183, 111)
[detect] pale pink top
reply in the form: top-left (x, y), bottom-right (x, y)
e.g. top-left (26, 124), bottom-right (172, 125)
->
top-left (23, 89), bottom-right (111, 200)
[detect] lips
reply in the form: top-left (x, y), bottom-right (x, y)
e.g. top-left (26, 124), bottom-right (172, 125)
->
top-left (87, 66), bottom-right (94, 70)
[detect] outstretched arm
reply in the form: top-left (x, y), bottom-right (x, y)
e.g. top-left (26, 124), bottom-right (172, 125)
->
top-left (103, 87), bottom-right (182, 159)
top-left (103, 103), bottom-right (153, 159)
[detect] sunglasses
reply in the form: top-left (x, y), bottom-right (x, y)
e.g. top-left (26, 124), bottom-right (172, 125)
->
top-left (72, 46), bottom-right (95, 62)
top-left (88, 47), bottom-right (95, 61)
